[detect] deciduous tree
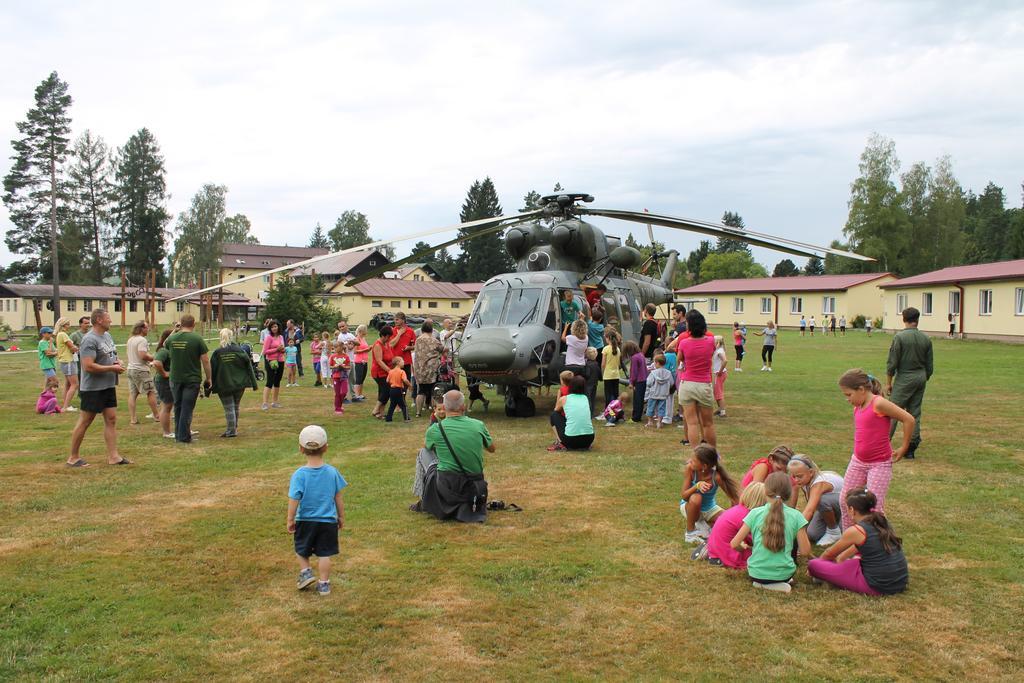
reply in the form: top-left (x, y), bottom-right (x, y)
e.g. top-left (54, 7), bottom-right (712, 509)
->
top-left (172, 184), bottom-right (257, 286)
top-left (772, 259), bottom-right (800, 277)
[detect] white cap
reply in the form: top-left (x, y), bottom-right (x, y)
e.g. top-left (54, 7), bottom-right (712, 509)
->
top-left (298, 425), bottom-right (328, 450)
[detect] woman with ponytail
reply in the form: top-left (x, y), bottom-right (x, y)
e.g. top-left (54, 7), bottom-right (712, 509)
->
top-left (731, 472), bottom-right (810, 593)
top-left (808, 488), bottom-right (908, 595)
top-left (837, 368), bottom-right (916, 529)
top-left (680, 444), bottom-right (740, 543)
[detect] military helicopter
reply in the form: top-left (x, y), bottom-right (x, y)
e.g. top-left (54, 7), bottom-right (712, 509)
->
top-left (170, 192), bottom-right (872, 417)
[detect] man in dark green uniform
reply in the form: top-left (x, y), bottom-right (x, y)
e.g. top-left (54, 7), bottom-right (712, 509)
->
top-left (886, 307), bottom-right (933, 460)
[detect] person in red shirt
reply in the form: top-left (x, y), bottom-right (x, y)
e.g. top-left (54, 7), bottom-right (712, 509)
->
top-left (388, 312), bottom-right (416, 378)
top-left (585, 283), bottom-right (607, 310)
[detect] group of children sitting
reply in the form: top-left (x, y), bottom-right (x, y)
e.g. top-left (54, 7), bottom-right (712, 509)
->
top-left (676, 368), bottom-right (913, 596)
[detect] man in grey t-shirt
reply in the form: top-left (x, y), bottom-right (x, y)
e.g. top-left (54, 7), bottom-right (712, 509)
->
top-left (68, 308), bottom-right (131, 467)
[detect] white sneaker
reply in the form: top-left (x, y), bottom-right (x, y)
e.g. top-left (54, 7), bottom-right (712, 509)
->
top-left (604, 421), bottom-right (616, 427)
top-left (753, 581), bottom-right (792, 593)
top-left (761, 366), bottom-right (767, 371)
top-left (684, 530), bottom-right (704, 544)
top-left (144, 413), bottom-right (155, 420)
top-left (163, 432), bottom-right (175, 438)
top-left (768, 367), bottom-right (773, 372)
top-left (817, 528), bottom-right (842, 546)
top-left (695, 519), bottom-right (711, 537)
top-left (262, 403), bottom-right (269, 410)
top-left (65, 405), bottom-right (78, 412)
top-left (735, 368), bottom-right (742, 372)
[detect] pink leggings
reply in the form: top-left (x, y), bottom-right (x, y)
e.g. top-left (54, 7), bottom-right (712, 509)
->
top-left (333, 379), bottom-right (349, 411)
top-left (840, 455), bottom-right (892, 529)
top-left (807, 557), bottom-right (882, 596)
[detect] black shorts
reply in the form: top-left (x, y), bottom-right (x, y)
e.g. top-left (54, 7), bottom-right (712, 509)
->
top-left (80, 387), bottom-right (117, 413)
top-left (734, 344), bottom-right (744, 361)
top-left (417, 381), bottom-right (435, 399)
top-left (155, 378), bottom-right (172, 404)
top-left (353, 362), bottom-right (367, 385)
top-left (293, 520), bottom-right (339, 558)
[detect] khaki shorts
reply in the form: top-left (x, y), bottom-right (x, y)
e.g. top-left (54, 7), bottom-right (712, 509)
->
top-left (679, 380), bottom-right (714, 409)
top-left (700, 504), bottom-right (724, 522)
top-left (127, 368), bottom-right (155, 396)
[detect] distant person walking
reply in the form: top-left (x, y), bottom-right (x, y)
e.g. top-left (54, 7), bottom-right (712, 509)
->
top-left (733, 321), bottom-right (745, 371)
top-left (839, 315), bottom-right (847, 336)
top-left (167, 315), bottom-right (212, 443)
top-left (54, 317), bottom-right (79, 412)
top-left (211, 327), bottom-right (258, 438)
top-left (262, 320), bottom-right (286, 409)
top-left (67, 308), bottom-right (130, 467)
top-left (886, 307), bottom-right (933, 460)
top-left (753, 321), bottom-right (777, 372)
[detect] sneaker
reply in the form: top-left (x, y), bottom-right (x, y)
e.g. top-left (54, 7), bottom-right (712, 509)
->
top-left (262, 403), bottom-right (269, 411)
top-left (297, 568), bottom-right (316, 590)
top-left (546, 442), bottom-right (567, 452)
top-left (65, 405), bottom-right (78, 412)
top-left (767, 367), bottom-right (773, 372)
top-left (163, 432), bottom-right (175, 438)
top-left (191, 430), bottom-right (199, 436)
top-left (684, 530), bottom-right (704, 544)
top-left (271, 402), bottom-right (282, 408)
top-left (695, 519), bottom-right (711, 538)
top-left (817, 528), bottom-right (842, 546)
top-left (761, 366), bottom-right (767, 371)
top-left (690, 541), bottom-right (709, 561)
top-left (735, 367), bottom-right (742, 372)
top-left (752, 581), bottom-right (792, 593)
top-left (604, 421), bottom-right (616, 427)
top-left (144, 413), bottom-right (155, 420)
top-left (335, 410), bottom-right (344, 415)
top-left (316, 580), bottom-right (331, 596)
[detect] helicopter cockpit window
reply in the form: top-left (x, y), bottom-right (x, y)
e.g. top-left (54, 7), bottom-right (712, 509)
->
top-left (471, 289), bottom-right (507, 328)
top-left (544, 291), bottom-right (558, 330)
top-left (502, 288), bottom-right (543, 327)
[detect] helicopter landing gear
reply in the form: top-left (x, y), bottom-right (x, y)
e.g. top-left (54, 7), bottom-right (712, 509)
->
top-left (505, 385), bottom-right (536, 418)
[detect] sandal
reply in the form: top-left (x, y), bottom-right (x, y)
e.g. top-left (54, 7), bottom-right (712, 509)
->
top-left (111, 458), bottom-right (133, 465)
top-left (65, 459), bottom-right (89, 468)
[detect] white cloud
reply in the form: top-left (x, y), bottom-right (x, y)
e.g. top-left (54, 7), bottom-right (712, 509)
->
top-left (1, 0), bottom-right (1022, 272)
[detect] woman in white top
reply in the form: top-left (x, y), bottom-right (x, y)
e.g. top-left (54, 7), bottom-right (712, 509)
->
top-left (562, 318), bottom-right (589, 373)
top-left (787, 455), bottom-right (844, 546)
top-left (752, 321), bottom-right (777, 372)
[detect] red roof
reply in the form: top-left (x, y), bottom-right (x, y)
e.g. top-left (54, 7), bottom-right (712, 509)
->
top-left (676, 273), bottom-right (892, 295)
top-left (879, 259), bottom-right (1024, 289)
top-left (457, 282), bottom-right (484, 295)
top-left (0, 283), bottom-right (254, 304)
top-left (350, 279), bottom-right (471, 299)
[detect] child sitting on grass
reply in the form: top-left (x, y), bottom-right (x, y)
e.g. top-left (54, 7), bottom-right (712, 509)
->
top-left (601, 391), bottom-right (628, 426)
top-left (694, 481), bottom-right (766, 566)
top-left (808, 487), bottom-right (908, 595)
top-left (547, 370), bottom-right (576, 450)
top-left (287, 425), bottom-right (347, 596)
top-left (37, 375), bottom-right (62, 414)
top-left (730, 472), bottom-right (811, 593)
top-left (680, 444), bottom-right (740, 543)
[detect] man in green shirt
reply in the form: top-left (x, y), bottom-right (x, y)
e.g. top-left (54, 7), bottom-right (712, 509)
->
top-left (413, 390), bottom-right (496, 522)
top-left (886, 307), bottom-right (933, 460)
top-left (166, 315), bottom-right (212, 444)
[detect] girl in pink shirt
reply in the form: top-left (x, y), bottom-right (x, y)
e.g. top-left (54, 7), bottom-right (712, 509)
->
top-left (677, 310), bottom-right (716, 447)
top-left (698, 482), bottom-right (768, 567)
top-left (837, 369), bottom-right (915, 529)
top-left (740, 445), bottom-right (794, 489)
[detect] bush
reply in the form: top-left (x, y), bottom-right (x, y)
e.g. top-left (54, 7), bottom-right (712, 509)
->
top-left (851, 314), bottom-right (866, 329)
top-left (874, 317), bottom-right (884, 330)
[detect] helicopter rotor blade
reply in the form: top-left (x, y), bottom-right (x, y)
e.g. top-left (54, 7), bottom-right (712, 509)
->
top-left (578, 208), bottom-right (875, 262)
top-left (165, 210), bottom-right (544, 302)
top-left (342, 213), bottom-right (542, 286)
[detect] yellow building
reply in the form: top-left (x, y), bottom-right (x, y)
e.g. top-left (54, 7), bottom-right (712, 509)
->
top-left (321, 279), bottom-right (475, 325)
top-left (219, 243), bottom-right (329, 303)
top-left (879, 259), bottom-right (1024, 342)
top-left (0, 284), bottom-right (258, 331)
top-left (395, 263), bottom-right (440, 281)
top-left (675, 273), bottom-right (895, 328)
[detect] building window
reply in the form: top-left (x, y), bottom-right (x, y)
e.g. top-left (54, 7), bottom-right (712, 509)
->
top-left (1015, 288), bottom-right (1024, 315)
top-left (176, 301), bottom-right (186, 312)
top-left (407, 300), bottom-right (413, 309)
top-left (369, 260), bottom-right (377, 266)
top-left (83, 299), bottom-right (92, 312)
top-left (922, 292), bottom-right (933, 315)
top-left (733, 297), bottom-right (744, 314)
top-left (66, 299), bottom-right (76, 312)
top-left (261, 260), bottom-right (270, 265)
top-left (823, 296), bottom-right (836, 315)
top-left (452, 302), bottom-right (460, 309)
top-left (12, 299), bottom-right (16, 312)
top-left (979, 289), bottom-right (993, 315)
top-left (896, 293), bottom-right (908, 314)
top-left (760, 297), bottom-right (772, 314)
top-left (129, 300), bottom-right (138, 312)
top-left (417, 300), bottom-right (422, 309)
top-left (238, 274), bottom-right (245, 279)
top-left (371, 300), bottom-right (382, 308)
top-left (390, 300), bottom-right (401, 308)
top-left (144, 300), bottom-right (151, 313)
top-left (262, 276), bottom-right (271, 284)
top-left (790, 297), bottom-right (802, 314)
top-left (949, 291), bottom-right (960, 315)
top-left (114, 299), bottom-right (122, 312)
top-left (428, 301), bottom-right (438, 309)
top-left (708, 297), bottom-right (718, 314)
top-left (158, 301), bottom-right (166, 312)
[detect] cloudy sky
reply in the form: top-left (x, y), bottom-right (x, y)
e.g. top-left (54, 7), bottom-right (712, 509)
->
top-left (1, 1), bottom-right (1022, 272)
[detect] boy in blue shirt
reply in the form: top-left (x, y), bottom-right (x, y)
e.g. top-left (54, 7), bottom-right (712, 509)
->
top-left (287, 425), bottom-right (347, 595)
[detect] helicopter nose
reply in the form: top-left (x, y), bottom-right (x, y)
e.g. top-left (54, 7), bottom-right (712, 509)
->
top-left (458, 329), bottom-right (516, 372)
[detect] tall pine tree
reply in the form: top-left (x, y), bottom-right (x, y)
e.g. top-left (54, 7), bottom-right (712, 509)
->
top-left (452, 177), bottom-right (511, 282)
top-left (2, 72), bottom-right (74, 316)
top-left (772, 259), bottom-right (800, 277)
top-left (715, 211), bottom-right (752, 255)
top-left (112, 128), bottom-right (170, 285)
top-left (308, 222), bottom-right (329, 248)
top-left (803, 256), bottom-right (825, 275)
top-left (68, 130), bottom-right (114, 283)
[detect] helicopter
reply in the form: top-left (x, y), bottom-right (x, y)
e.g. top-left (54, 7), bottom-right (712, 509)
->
top-left (169, 192), bottom-right (872, 417)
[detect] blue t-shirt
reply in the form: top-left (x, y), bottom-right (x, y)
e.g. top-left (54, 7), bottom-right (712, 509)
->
top-left (289, 464), bottom-right (348, 522)
top-left (587, 320), bottom-right (605, 349)
top-left (285, 346), bottom-right (298, 364)
top-left (664, 351), bottom-right (677, 376)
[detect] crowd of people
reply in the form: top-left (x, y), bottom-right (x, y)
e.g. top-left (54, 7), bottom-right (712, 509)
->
top-left (37, 298), bottom-right (934, 599)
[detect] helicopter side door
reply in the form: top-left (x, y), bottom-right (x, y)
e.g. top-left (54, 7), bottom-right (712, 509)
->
top-left (615, 288), bottom-right (639, 343)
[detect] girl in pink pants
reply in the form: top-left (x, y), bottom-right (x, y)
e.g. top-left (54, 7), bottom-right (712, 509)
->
top-left (808, 488), bottom-right (908, 595)
top-left (836, 369), bottom-right (915, 529)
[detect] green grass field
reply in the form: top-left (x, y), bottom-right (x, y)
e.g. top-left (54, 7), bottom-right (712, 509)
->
top-left (0, 328), bottom-right (1021, 681)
